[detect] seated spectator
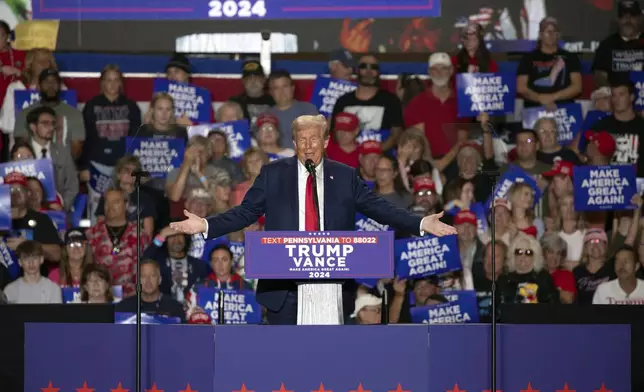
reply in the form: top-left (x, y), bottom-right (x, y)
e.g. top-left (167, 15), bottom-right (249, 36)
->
top-left (332, 54), bottom-right (403, 151)
top-left (593, 245), bottom-right (644, 304)
top-left (26, 105), bottom-right (78, 210)
top-left (267, 69), bottom-right (318, 147)
top-left (144, 225), bottom-right (209, 304)
top-left (499, 232), bottom-right (559, 304)
top-left (197, 244), bottom-right (252, 290)
top-left (15, 68), bottom-right (85, 159)
top-left (4, 240), bottom-right (62, 304)
top-left (325, 112), bottom-right (359, 168)
top-left (4, 172), bottom-right (62, 262)
top-left (396, 128), bottom-right (441, 193)
top-left (79, 264), bottom-right (113, 304)
top-left (207, 129), bottom-right (244, 184)
top-left (166, 135), bottom-right (229, 203)
top-left (80, 64), bottom-right (142, 173)
top-left (411, 277), bottom-right (440, 306)
top-left (453, 210), bottom-right (484, 288)
top-left (49, 228), bottom-right (93, 287)
top-left (543, 160), bottom-right (574, 229)
top-left (95, 155), bottom-right (156, 237)
top-left (443, 178), bottom-right (477, 215)
top-left (573, 229), bottom-right (615, 305)
top-left (138, 92), bottom-right (187, 145)
top-left (0, 48), bottom-right (54, 137)
top-left (534, 117), bottom-right (581, 165)
top-left (358, 141), bottom-right (381, 187)
top-left (86, 187), bottom-right (151, 297)
top-left (116, 259), bottom-right (186, 322)
top-left (255, 113), bottom-right (294, 158)
top-left (374, 154), bottom-right (412, 210)
top-left (541, 233), bottom-right (577, 304)
top-left (211, 174), bottom-right (233, 215)
top-left (556, 194), bottom-right (585, 269)
top-left (231, 147), bottom-right (269, 206)
top-left (229, 60), bottom-right (274, 125)
top-left (348, 293), bottom-right (381, 325)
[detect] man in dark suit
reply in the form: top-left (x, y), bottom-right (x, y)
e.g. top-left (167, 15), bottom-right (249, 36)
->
top-left (171, 114), bottom-right (456, 325)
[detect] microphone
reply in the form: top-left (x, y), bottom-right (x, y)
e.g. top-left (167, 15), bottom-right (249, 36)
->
top-left (304, 159), bottom-right (316, 174)
top-left (131, 170), bottom-right (151, 179)
top-left (304, 159), bottom-right (321, 230)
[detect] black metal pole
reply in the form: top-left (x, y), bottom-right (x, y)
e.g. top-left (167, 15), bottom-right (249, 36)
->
top-left (487, 173), bottom-right (499, 392)
top-left (218, 289), bottom-right (225, 324)
top-left (132, 170), bottom-right (148, 392)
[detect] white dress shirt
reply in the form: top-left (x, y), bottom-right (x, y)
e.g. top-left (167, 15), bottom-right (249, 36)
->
top-left (297, 159), bottom-right (324, 230)
top-left (31, 139), bottom-right (52, 160)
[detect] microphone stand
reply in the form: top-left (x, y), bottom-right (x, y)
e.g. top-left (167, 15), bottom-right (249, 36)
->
top-left (132, 170), bottom-right (149, 392)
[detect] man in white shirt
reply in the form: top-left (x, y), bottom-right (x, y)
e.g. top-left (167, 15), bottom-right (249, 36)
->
top-left (593, 245), bottom-right (644, 305)
top-left (4, 240), bottom-right (62, 304)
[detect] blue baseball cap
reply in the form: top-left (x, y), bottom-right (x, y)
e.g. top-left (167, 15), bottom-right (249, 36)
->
top-left (329, 49), bottom-right (356, 68)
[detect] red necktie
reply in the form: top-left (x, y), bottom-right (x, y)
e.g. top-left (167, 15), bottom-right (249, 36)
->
top-left (305, 173), bottom-right (319, 231)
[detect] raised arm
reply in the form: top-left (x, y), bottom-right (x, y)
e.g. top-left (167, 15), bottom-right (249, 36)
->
top-left (171, 165), bottom-right (268, 238)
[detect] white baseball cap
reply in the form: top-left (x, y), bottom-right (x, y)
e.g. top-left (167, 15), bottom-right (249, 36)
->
top-left (350, 293), bottom-right (381, 318)
top-left (428, 52), bottom-right (451, 68)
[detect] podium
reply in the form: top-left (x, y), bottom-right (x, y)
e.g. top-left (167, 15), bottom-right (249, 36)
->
top-left (245, 231), bottom-right (394, 325)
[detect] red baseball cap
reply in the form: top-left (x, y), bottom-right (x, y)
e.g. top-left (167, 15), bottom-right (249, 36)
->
top-left (585, 131), bottom-right (616, 157)
top-left (3, 172), bottom-right (28, 188)
top-left (454, 210), bottom-right (477, 226)
top-left (413, 177), bottom-right (436, 193)
top-left (334, 112), bottom-right (359, 132)
top-left (359, 140), bottom-right (382, 156)
top-left (256, 113), bottom-right (279, 130)
top-left (543, 160), bottom-right (574, 177)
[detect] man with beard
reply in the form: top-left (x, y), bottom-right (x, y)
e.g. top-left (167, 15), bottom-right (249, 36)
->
top-left (229, 60), bottom-right (275, 129)
top-left (592, 0), bottom-right (644, 87)
top-left (14, 68), bottom-right (85, 160)
top-left (404, 53), bottom-right (468, 161)
top-left (330, 55), bottom-right (404, 151)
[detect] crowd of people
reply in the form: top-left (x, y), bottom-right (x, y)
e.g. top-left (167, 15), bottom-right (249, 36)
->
top-left (1, 0), bottom-right (644, 325)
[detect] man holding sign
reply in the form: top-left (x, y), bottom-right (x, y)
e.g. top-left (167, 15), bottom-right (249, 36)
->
top-left (171, 114), bottom-right (456, 325)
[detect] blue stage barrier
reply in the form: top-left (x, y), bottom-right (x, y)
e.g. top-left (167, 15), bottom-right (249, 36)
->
top-left (25, 323), bottom-right (629, 392)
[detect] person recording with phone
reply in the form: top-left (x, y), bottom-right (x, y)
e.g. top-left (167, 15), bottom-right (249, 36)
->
top-left (170, 114), bottom-right (457, 325)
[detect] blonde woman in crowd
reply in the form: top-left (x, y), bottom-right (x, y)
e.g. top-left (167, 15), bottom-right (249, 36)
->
top-left (0, 48), bottom-right (62, 136)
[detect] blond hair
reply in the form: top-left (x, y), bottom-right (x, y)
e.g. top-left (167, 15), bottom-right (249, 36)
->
top-left (399, 127), bottom-right (432, 161)
top-left (24, 48), bottom-right (57, 83)
top-left (292, 114), bottom-right (329, 140)
top-left (216, 101), bottom-right (244, 122)
top-left (150, 92), bottom-right (176, 125)
top-left (506, 232), bottom-right (544, 273)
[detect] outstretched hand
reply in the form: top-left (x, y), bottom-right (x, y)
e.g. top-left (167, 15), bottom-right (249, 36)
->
top-left (169, 209), bottom-right (207, 235)
top-left (422, 211), bottom-right (458, 237)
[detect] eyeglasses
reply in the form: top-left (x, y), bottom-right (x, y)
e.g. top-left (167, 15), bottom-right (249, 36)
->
top-left (67, 241), bottom-right (83, 248)
top-left (358, 63), bottom-right (380, 71)
top-left (587, 239), bottom-right (603, 244)
top-left (415, 190), bottom-right (433, 197)
top-left (515, 248), bottom-right (534, 256)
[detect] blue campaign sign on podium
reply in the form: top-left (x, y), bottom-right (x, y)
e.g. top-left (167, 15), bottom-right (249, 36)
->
top-left (244, 231), bottom-right (394, 279)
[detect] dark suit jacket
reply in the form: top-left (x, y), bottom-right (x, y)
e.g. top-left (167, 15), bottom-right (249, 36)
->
top-left (206, 157), bottom-right (423, 312)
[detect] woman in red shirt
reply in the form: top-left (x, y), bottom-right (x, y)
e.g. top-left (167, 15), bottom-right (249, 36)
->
top-left (451, 22), bottom-right (498, 74)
